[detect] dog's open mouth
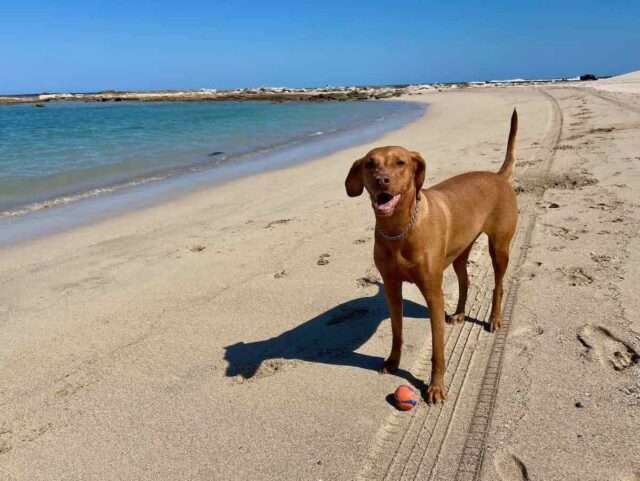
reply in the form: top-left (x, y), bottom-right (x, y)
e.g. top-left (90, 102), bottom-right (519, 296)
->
top-left (372, 192), bottom-right (401, 216)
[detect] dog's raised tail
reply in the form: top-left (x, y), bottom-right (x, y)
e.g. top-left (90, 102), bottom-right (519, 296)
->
top-left (498, 108), bottom-right (518, 178)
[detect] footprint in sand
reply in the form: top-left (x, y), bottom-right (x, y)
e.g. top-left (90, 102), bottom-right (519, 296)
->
top-left (494, 450), bottom-right (529, 481)
top-left (559, 267), bottom-right (593, 286)
top-left (542, 224), bottom-right (579, 241)
top-left (590, 200), bottom-right (622, 212)
top-left (515, 172), bottom-right (596, 194)
top-left (577, 325), bottom-right (639, 372)
top-left (588, 127), bottom-right (616, 134)
top-left (317, 253), bottom-right (330, 265)
top-left (274, 269), bottom-right (287, 279)
top-left (520, 260), bottom-right (542, 281)
top-left (0, 439), bottom-right (11, 455)
top-left (265, 218), bottom-right (293, 229)
top-left (233, 358), bottom-right (301, 383)
top-left (356, 266), bottom-right (380, 287)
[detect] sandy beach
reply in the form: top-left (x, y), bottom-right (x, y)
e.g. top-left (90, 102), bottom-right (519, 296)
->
top-left (1, 77), bottom-right (639, 481)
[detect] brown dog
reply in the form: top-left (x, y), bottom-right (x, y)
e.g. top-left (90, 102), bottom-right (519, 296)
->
top-left (345, 110), bottom-right (518, 404)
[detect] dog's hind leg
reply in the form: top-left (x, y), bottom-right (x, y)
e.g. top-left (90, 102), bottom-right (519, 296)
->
top-left (488, 233), bottom-right (513, 332)
top-left (448, 242), bottom-right (474, 324)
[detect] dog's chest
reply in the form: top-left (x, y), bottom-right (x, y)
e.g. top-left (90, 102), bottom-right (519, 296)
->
top-left (375, 246), bottom-right (422, 283)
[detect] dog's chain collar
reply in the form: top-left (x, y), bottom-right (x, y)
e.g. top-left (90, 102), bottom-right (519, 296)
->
top-left (375, 195), bottom-right (420, 241)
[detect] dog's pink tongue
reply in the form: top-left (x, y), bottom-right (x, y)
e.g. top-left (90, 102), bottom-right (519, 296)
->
top-left (376, 194), bottom-right (401, 211)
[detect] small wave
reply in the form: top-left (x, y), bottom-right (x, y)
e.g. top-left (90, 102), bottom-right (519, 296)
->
top-left (0, 175), bottom-right (166, 219)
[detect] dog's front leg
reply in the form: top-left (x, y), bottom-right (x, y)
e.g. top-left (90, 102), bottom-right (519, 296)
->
top-left (417, 274), bottom-right (448, 404)
top-left (380, 278), bottom-right (403, 374)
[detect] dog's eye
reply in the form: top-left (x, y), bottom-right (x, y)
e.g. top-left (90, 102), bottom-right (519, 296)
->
top-left (365, 159), bottom-right (375, 169)
top-left (397, 160), bottom-right (406, 166)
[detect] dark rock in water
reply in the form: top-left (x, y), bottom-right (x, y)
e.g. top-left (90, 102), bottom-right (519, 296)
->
top-left (373, 91), bottom-right (400, 99)
top-left (347, 90), bottom-right (372, 100)
top-left (580, 74), bottom-right (598, 81)
top-left (312, 93), bottom-right (349, 101)
top-left (208, 151), bottom-right (225, 157)
top-left (35, 103), bottom-right (45, 108)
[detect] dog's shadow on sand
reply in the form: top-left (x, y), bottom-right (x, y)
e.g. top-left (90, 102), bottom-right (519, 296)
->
top-left (224, 282), bottom-right (432, 391)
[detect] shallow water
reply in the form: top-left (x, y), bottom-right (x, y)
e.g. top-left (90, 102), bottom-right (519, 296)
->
top-left (0, 100), bottom-right (420, 216)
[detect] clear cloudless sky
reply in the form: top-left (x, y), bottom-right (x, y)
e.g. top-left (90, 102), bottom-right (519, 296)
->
top-left (1, 0), bottom-right (639, 94)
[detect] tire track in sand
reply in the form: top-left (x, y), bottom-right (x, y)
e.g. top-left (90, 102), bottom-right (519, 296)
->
top-left (583, 88), bottom-right (640, 115)
top-left (455, 89), bottom-right (562, 481)
top-left (358, 89), bottom-right (563, 481)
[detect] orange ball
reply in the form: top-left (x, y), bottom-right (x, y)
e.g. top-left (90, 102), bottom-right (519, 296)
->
top-left (394, 385), bottom-right (419, 411)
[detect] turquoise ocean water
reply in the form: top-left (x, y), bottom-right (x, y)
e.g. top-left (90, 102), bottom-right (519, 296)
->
top-left (0, 100), bottom-right (422, 218)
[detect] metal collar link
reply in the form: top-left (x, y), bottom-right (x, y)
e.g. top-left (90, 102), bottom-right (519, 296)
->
top-left (375, 194), bottom-right (420, 241)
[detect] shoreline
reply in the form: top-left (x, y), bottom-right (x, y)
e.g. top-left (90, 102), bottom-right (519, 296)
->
top-left (0, 99), bottom-right (425, 246)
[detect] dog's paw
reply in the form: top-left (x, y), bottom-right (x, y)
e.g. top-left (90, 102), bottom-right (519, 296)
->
top-left (426, 381), bottom-right (447, 405)
top-left (447, 312), bottom-right (466, 324)
top-left (490, 317), bottom-right (502, 332)
top-left (379, 358), bottom-right (399, 374)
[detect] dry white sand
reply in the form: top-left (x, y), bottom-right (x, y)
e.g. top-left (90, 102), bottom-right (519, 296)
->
top-left (1, 83), bottom-right (638, 480)
top-left (590, 70), bottom-right (640, 94)
top-left (582, 71), bottom-right (640, 114)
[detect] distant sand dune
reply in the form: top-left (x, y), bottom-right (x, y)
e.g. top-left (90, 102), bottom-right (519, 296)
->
top-left (590, 70), bottom-right (640, 93)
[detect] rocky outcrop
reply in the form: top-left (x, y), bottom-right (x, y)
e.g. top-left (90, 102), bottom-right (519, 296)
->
top-left (0, 84), bottom-right (419, 104)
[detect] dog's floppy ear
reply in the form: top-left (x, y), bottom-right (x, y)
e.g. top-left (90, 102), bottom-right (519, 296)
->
top-left (345, 158), bottom-right (365, 197)
top-left (411, 151), bottom-right (426, 198)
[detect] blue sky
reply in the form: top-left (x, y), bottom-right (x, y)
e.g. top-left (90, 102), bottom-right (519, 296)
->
top-left (1, 0), bottom-right (638, 94)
